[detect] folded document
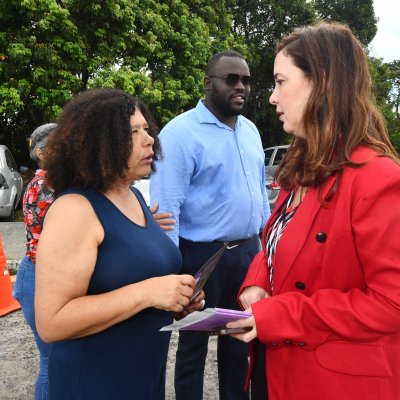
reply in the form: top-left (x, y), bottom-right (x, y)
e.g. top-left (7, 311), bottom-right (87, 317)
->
top-left (160, 308), bottom-right (252, 332)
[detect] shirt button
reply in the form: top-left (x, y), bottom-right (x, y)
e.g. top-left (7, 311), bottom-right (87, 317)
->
top-left (316, 232), bottom-right (327, 243)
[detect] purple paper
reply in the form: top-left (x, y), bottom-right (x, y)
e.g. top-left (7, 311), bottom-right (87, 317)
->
top-left (180, 308), bottom-right (251, 331)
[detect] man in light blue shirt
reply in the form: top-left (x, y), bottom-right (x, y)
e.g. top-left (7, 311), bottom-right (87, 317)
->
top-left (151, 51), bottom-right (270, 400)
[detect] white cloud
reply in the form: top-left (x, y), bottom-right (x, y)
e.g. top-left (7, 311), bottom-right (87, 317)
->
top-left (369, 0), bottom-right (400, 62)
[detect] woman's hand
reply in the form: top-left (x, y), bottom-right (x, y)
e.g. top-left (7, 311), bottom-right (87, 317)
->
top-left (144, 274), bottom-right (197, 312)
top-left (239, 285), bottom-right (269, 309)
top-left (150, 203), bottom-right (175, 231)
top-left (230, 286), bottom-right (269, 342)
top-left (226, 313), bottom-right (257, 342)
top-left (174, 290), bottom-right (205, 321)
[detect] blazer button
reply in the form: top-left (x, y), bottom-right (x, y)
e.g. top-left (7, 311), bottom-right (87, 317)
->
top-left (271, 342), bottom-right (278, 346)
top-left (316, 232), bottom-right (327, 243)
top-left (295, 281), bottom-right (306, 290)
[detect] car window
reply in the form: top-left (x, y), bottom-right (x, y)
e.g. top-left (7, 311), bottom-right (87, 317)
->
top-left (273, 148), bottom-right (287, 166)
top-left (264, 149), bottom-right (273, 165)
top-left (4, 149), bottom-right (18, 172)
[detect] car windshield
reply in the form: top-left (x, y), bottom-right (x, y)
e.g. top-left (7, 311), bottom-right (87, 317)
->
top-left (264, 149), bottom-right (273, 165)
top-left (273, 148), bottom-right (287, 165)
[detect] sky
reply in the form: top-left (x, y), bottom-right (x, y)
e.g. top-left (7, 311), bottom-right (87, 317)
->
top-left (369, 0), bottom-right (400, 62)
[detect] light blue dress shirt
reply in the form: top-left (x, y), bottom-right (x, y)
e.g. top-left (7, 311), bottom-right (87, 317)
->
top-left (150, 100), bottom-right (270, 245)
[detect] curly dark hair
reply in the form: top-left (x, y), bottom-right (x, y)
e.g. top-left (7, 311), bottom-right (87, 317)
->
top-left (44, 88), bottom-right (161, 194)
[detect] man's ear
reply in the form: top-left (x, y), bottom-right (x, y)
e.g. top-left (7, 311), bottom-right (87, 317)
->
top-left (35, 148), bottom-right (44, 161)
top-left (204, 76), bottom-right (211, 91)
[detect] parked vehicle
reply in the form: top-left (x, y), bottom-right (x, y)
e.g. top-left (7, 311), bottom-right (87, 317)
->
top-left (0, 145), bottom-right (24, 221)
top-left (132, 176), bottom-right (150, 206)
top-left (265, 174), bottom-right (281, 211)
top-left (263, 145), bottom-right (289, 210)
top-left (264, 145), bottom-right (289, 177)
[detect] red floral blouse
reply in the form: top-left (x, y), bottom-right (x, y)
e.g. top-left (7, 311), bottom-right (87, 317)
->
top-left (23, 169), bottom-right (55, 264)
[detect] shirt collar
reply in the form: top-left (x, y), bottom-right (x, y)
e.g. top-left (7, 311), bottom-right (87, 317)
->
top-left (36, 169), bottom-right (46, 177)
top-left (195, 99), bottom-right (242, 130)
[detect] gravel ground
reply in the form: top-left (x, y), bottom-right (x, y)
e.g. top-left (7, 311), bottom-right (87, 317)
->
top-left (0, 309), bottom-right (219, 399)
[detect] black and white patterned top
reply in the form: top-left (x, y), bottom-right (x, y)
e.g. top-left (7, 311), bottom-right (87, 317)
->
top-left (265, 190), bottom-right (299, 292)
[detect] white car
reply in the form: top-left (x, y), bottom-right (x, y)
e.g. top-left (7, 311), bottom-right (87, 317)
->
top-left (265, 174), bottom-right (281, 211)
top-left (132, 176), bottom-right (150, 206)
top-left (0, 145), bottom-right (24, 221)
top-left (264, 145), bottom-right (289, 210)
top-left (264, 145), bottom-right (289, 177)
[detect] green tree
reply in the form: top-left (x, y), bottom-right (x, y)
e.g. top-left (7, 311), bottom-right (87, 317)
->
top-left (0, 0), bottom-right (391, 163)
top-left (228, 0), bottom-right (380, 148)
top-left (367, 57), bottom-right (400, 152)
top-left (231, 0), bottom-right (316, 147)
top-left (386, 60), bottom-right (400, 151)
top-left (0, 0), bottom-right (212, 164)
top-left (313, 0), bottom-right (377, 46)
top-left (388, 60), bottom-right (400, 119)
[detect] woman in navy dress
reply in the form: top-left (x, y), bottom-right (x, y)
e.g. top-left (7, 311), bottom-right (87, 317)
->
top-left (35, 88), bottom-right (204, 399)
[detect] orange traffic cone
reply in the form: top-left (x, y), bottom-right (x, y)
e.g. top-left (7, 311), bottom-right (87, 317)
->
top-left (0, 236), bottom-right (21, 316)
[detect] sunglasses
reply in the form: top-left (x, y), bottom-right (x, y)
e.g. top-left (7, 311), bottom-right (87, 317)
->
top-left (208, 73), bottom-right (253, 86)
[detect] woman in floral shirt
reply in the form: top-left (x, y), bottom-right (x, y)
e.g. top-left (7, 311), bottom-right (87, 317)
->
top-left (13, 123), bottom-right (57, 400)
top-left (24, 168), bottom-right (55, 263)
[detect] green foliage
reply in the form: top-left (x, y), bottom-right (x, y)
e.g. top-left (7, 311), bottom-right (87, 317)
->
top-left (0, 0), bottom-right (212, 163)
top-left (368, 57), bottom-right (400, 152)
top-left (386, 61), bottom-right (400, 151)
top-left (231, 0), bottom-right (316, 147)
top-left (313, 0), bottom-right (377, 46)
top-left (388, 61), bottom-right (400, 119)
top-left (1, 0), bottom-right (396, 161)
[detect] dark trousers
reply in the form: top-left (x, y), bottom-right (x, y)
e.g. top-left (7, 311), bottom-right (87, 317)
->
top-left (174, 237), bottom-right (260, 400)
top-left (250, 341), bottom-right (268, 400)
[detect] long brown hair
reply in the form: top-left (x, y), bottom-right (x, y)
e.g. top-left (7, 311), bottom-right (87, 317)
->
top-left (275, 22), bottom-right (399, 192)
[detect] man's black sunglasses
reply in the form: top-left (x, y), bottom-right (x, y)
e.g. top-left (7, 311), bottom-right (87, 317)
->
top-left (208, 74), bottom-right (253, 86)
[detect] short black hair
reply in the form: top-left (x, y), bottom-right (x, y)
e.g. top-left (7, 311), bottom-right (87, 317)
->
top-left (205, 51), bottom-right (246, 75)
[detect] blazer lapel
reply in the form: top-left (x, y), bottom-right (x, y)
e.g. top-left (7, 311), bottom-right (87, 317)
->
top-left (272, 176), bottom-right (337, 294)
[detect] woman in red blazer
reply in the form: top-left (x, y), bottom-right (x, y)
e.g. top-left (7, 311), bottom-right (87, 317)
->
top-left (227, 22), bottom-right (400, 400)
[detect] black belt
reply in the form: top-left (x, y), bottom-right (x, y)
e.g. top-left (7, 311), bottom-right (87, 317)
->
top-left (214, 236), bottom-right (258, 249)
top-left (179, 236), bottom-right (258, 248)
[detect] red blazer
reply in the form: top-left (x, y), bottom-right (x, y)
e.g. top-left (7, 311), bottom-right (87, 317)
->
top-left (240, 146), bottom-right (400, 400)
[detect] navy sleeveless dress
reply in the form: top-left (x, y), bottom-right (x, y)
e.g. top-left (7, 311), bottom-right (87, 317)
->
top-left (47, 187), bottom-right (182, 400)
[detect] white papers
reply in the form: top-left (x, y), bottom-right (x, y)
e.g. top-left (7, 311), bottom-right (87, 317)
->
top-left (160, 308), bottom-right (252, 332)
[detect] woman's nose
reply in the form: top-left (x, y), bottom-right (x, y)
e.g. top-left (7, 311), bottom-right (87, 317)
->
top-left (269, 89), bottom-right (277, 105)
top-left (146, 132), bottom-right (154, 146)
